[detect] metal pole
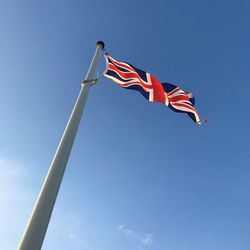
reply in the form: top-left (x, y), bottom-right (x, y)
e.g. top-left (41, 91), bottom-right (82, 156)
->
top-left (18, 41), bottom-right (105, 250)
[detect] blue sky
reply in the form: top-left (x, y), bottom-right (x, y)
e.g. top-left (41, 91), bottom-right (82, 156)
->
top-left (0, 0), bottom-right (250, 249)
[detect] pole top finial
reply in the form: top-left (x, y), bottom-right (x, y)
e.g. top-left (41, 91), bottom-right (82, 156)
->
top-left (96, 41), bottom-right (105, 50)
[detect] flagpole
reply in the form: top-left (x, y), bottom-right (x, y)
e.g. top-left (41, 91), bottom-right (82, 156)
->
top-left (18, 41), bottom-right (105, 250)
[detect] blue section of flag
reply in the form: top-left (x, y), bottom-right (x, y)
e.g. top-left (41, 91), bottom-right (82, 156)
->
top-left (126, 85), bottom-right (150, 100)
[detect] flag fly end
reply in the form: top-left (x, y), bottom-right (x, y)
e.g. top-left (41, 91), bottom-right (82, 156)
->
top-left (198, 119), bottom-right (208, 125)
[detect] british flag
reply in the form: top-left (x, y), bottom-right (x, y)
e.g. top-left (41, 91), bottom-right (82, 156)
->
top-left (103, 54), bottom-right (206, 125)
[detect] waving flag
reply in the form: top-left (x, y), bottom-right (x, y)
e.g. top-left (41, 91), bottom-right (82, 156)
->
top-left (103, 54), bottom-right (206, 125)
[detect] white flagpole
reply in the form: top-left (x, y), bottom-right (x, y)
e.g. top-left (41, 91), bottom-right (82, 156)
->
top-left (18, 41), bottom-right (105, 250)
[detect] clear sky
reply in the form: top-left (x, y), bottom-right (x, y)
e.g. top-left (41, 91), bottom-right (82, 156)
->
top-left (0, 0), bottom-right (250, 249)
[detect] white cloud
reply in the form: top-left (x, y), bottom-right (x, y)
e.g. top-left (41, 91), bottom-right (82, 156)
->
top-left (116, 224), bottom-right (154, 248)
top-left (44, 210), bottom-right (96, 250)
top-left (0, 155), bottom-right (34, 250)
top-left (141, 234), bottom-right (154, 246)
top-left (0, 155), bottom-right (31, 216)
top-left (0, 154), bottom-right (96, 250)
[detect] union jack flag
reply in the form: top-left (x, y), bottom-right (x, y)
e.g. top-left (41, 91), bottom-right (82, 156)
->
top-left (103, 54), bottom-right (206, 125)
